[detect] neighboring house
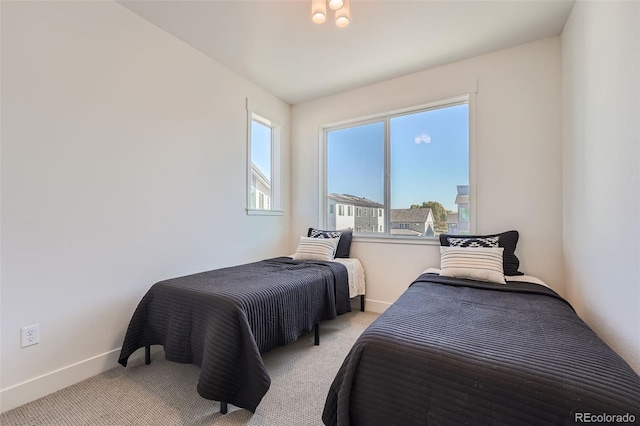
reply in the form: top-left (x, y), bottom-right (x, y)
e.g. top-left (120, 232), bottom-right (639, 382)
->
top-left (326, 193), bottom-right (384, 233)
top-left (390, 208), bottom-right (435, 237)
top-left (447, 212), bottom-right (459, 234)
top-left (250, 163), bottom-right (271, 210)
top-left (455, 185), bottom-right (470, 234)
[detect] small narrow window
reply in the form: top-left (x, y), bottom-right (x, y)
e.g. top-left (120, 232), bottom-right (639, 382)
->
top-left (247, 101), bottom-right (282, 215)
top-left (250, 120), bottom-right (271, 209)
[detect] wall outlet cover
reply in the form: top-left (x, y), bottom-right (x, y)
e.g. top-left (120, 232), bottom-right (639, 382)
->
top-left (21, 324), bottom-right (40, 348)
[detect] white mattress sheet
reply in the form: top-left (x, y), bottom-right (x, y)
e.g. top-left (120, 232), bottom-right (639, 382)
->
top-left (331, 258), bottom-right (366, 298)
top-left (421, 267), bottom-right (549, 288)
top-left (287, 256), bottom-right (366, 298)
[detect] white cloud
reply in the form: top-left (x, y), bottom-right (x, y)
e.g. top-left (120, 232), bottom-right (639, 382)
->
top-left (414, 133), bottom-right (431, 144)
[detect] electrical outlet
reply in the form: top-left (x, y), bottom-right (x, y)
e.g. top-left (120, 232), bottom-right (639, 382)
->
top-left (21, 324), bottom-right (40, 348)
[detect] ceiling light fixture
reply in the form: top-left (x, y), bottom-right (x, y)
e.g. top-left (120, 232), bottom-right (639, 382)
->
top-left (328, 0), bottom-right (344, 10)
top-left (312, 0), bottom-right (350, 27)
top-left (311, 0), bottom-right (326, 24)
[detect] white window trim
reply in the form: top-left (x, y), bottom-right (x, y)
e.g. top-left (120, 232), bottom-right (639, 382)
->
top-left (318, 92), bottom-right (477, 244)
top-left (246, 99), bottom-right (283, 216)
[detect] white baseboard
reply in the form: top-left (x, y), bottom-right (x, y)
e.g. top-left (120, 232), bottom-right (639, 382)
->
top-left (0, 346), bottom-right (159, 413)
top-left (363, 298), bottom-right (391, 314)
top-left (0, 299), bottom-right (389, 414)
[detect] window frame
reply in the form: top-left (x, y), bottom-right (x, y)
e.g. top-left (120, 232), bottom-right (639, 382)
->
top-left (319, 94), bottom-right (476, 243)
top-left (246, 101), bottom-right (283, 216)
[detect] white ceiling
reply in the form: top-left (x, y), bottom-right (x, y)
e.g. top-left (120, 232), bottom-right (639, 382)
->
top-left (117, 0), bottom-right (575, 105)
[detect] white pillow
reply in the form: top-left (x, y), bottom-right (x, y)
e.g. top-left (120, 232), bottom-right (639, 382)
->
top-left (439, 246), bottom-right (506, 284)
top-left (292, 236), bottom-right (339, 261)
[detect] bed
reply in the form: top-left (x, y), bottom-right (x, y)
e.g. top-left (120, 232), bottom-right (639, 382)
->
top-left (323, 232), bottom-right (640, 425)
top-left (118, 229), bottom-right (365, 414)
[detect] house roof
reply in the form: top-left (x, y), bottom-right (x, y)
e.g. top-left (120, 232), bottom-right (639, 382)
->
top-left (251, 163), bottom-right (270, 188)
top-left (328, 193), bottom-right (383, 208)
top-left (447, 213), bottom-right (459, 224)
top-left (456, 185), bottom-right (469, 195)
top-left (391, 208), bottom-right (432, 223)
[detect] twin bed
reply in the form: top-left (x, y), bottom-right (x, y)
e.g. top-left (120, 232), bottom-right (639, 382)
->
top-left (119, 229), bottom-right (640, 423)
top-left (118, 228), bottom-right (364, 413)
top-left (323, 231), bottom-right (640, 425)
top-left (323, 272), bottom-right (640, 425)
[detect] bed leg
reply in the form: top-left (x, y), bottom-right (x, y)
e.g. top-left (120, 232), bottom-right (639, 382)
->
top-left (145, 345), bottom-right (151, 365)
top-left (360, 295), bottom-right (365, 312)
top-left (314, 323), bottom-right (320, 346)
top-left (220, 401), bottom-right (228, 414)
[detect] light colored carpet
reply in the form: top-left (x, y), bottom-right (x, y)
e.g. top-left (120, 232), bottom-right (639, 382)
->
top-left (1, 311), bottom-right (378, 426)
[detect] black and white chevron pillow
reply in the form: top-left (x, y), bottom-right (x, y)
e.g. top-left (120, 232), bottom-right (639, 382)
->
top-left (447, 236), bottom-right (499, 248)
top-left (309, 229), bottom-right (342, 240)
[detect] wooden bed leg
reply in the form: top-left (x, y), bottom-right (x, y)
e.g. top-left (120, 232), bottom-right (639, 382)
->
top-left (220, 401), bottom-right (228, 414)
top-left (145, 345), bottom-right (151, 365)
top-left (360, 295), bottom-right (365, 312)
top-left (314, 323), bottom-right (320, 346)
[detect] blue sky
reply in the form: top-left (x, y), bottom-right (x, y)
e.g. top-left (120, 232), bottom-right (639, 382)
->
top-left (327, 103), bottom-right (468, 211)
top-left (251, 120), bottom-right (271, 179)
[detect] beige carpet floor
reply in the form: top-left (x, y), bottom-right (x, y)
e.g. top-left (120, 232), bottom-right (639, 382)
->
top-left (1, 311), bottom-right (379, 426)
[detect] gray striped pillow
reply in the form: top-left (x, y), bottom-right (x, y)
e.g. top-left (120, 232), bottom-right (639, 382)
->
top-left (440, 246), bottom-right (505, 284)
top-left (292, 236), bottom-right (339, 261)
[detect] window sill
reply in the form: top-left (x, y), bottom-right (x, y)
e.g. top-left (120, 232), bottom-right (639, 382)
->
top-left (352, 235), bottom-right (441, 246)
top-left (246, 209), bottom-right (284, 216)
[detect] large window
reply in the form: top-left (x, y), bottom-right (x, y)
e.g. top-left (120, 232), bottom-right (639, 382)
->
top-left (324, 96), bottom-right (470, 238)
top-left (247, 105), bottom-right (282, 215)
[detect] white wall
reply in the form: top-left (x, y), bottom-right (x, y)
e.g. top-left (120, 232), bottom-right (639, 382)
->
top-left (0, 1), bottom-right (290, 411)
top-left (6, 0), bottom-right (637, 413)
top-left (291, 38), bottom-right (563, 312)
top-left (562, 1), bottom-right (640, 374)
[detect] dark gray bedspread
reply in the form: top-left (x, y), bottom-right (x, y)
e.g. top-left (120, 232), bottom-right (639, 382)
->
top-left (323, 273), bottom-right (640, 425)
top-left (118, 257), bottom-right (350, 413)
